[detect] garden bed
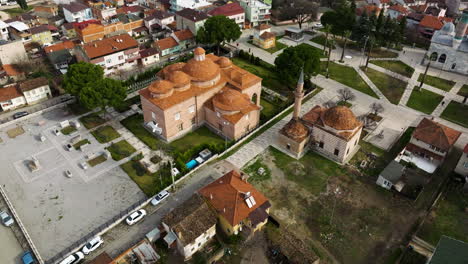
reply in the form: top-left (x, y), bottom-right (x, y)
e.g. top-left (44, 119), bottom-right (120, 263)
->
top-left (406, 88), bottom-right (443, 114)
top-left (370, 60), bottom-right (415, 78)
top-left (107, 140), bottom-right (136, 161)
top-left (337, 101), bottom-right (352, 107)
top-left (61, 126), bottom-right (77, 135)
top-left (91, 125), bottom-right (120, 143)
top-left (120, 160), bottom-right (172, 196)
top-left (73, 139), bottom-right (90, 150)
top-left (79, 113), bottom-right (106, 129)
top-left (87, 154), bottom-right (107, 167)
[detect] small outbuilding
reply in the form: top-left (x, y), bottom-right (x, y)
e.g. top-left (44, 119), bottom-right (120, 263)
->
top-left (284, 27), bottom-right (304, 41)
top-left (376, 160), bottom-right (406, 191)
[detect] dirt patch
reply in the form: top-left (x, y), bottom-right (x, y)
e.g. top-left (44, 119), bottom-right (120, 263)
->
top-left (7, 126), bottom-right (25, 138)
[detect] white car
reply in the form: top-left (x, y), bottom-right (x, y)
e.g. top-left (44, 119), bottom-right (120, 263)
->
top-left (53, 129), bottom-right (61, 136)
top-left (125, 209), bottom-right (146, 225)
top-left (59, 252), bottom-right (84, 264)
top-left (82, 236), bottom-right (103, 255)
top-left (315, 23), bottom-right (323, 28)
top-left (151, 190), bottom-right (170, 206)
top-left (65, 170), bottom-right (72, 178)
top-left (0, 210), bottom-right (14, 227)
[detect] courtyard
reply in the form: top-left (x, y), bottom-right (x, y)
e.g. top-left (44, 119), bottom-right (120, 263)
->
top-left (0, 107), bottom-right (145, 262)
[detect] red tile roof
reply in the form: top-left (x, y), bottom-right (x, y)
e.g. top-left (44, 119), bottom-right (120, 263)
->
top-left (82, 33), bottom-right (138, 59)
top-left (174, 29), bottom-right (194, 41)
top-left (198, 170), bottom-right (269, 227)
top-left (412, 118), bottom-right (461, 151)
top-left (389, 4), bottom-right (409, 14)
top-left (155, 29), bottom-right (194, 51)
top-left (2, 64), bottom-right (23, 76)
top-left (356, 5), bottom-right (381, 16)
top-left (406, 143), bottom-right (444, 160)
top-left (116, 5), bottom-right (144, 14)
top-left (419, 15), bottom-right (452, 30)
top-left (208, 2), bottom-right (244, 17)
top-left (0, 85), bottom-right (22, 101)
top-left (44, 40), bottom-right (75, 53)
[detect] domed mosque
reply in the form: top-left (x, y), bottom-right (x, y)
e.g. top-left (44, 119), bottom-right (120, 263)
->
top-left (139, 47), bottom-right (262, 142)
top-left (277, 70), bottom-right (363, 163)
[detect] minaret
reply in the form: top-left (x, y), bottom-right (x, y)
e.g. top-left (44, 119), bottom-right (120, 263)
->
top-left (293, 68), bottom-right (304, 121)
top-left (453, 9), bottom-right (468, 49)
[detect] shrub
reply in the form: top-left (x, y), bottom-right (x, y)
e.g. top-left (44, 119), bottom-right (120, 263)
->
top-left (132, 161), bottom-right (147, 176)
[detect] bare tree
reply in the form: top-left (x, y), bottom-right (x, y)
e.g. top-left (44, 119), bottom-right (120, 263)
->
top-left (282, 0), bottom-right (318, 29)
top-left (324, 100), bottom-right (337, 108)
top-left (338, 88), bottom-right (355, 103)
top-left (369, 102), bottom-right (384, 115)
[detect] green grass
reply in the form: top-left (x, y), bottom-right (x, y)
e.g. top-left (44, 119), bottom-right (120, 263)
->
top-left (301, 43), bottom-right (328, 58)
top-left (440, 101), bottom-right (468, 128)
top-left (73, 139), bottom-right (90, 150)
top-left (337, 101), bottom-right (352, 107)
top-left (107, 140), bottom-right (136, 161)
top-left (120, 114), bottom-right (161, 150)
top-left (231, 57), bottom-right (286, 93)
top-left (79, 113), bottom-right (106, 129)
top-left (91, 125), bottom-right (120, 143)
top-left (243, 157), bottom-right (271, 183)
top-left (321, 62), bottom-right (378, 98)
top-left (3, 6), bottom-right (33, 16)
top-left (369, 49), bottom-right (399, 58)
top-left (361, 67), bottom-right (407, 104)
top-left (371, 60), bottom-right (415, 78)
top-left (121, 160), bottom-right (172, 196)
top-left (270, 147), bottom-right (344, 194)
top-left (418, 188), bottom-right (468, 245)
top-left (169, 126), bottom-right (224, 153)
top-left (114, 95), bottom-right (140, 113)
top-left (417, 74), bottom-right (455, 92)
top-left (61, 126), bottom-right (77, 135)
top-left (265, 39), bottom-right (288, 54)
top-left (260, 98), bottom-right (277, 119)
top-left (406, 88), bottom-right (444, 114)
top-left (457, 84), bottom-right (468, 97)
top-left (310, 35), bottom-right (336, 49)
top-left (87, 154), bottom-right (107, 167)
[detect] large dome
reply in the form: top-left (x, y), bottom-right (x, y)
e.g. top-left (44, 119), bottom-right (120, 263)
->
top-left (322, 106), bottom-right (361, 130)
top-left (282, 119), bottom-right (309, 141)
top-left (212, 88), bottom-right (251, 112)
top-left (148, 80), bottom-right (174, 95)
top-left (182, 58), bottom-right (220, 82)
top-left (217, 57), bottom-right (232, 68)
top-left (167, 71), bottom-right (190, 87)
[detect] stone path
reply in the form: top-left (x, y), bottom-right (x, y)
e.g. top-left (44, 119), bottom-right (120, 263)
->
top-left (354, 66), bottom-right (391, 104)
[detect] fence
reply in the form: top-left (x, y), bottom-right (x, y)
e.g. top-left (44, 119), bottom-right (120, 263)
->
top-left (0, 186), bottom-right (44, 264)
top-left (126, 76), bottom-right (158, 94)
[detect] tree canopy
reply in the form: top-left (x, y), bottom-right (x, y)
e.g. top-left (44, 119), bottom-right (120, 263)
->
top-left (279, 0), bottom-right (318, 29)
top-left (274, 44), bottom-right (321, 88)
top-left (196, 15), bottom-right (241, 53)
top-left (15, 0), bottom-right (28, 10)
top-left (320, 4), bottom-right (355, 35)
top-left (64, 62), bottom-right (126, 110)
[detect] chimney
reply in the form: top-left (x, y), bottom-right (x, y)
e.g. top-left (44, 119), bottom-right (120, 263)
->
top-left (241, 172), bottom-right (249, 182)
top-left (223, 207), bottom-right (226, 213)
top-left (210, 193), bottom-right (213, 200)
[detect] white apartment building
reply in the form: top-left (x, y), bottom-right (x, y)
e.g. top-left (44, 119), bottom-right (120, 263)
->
top-left (169, 0), bottom-right (211, 12)
top-left (239, 0), bottom-right (271, 26)
top-left (63, 2), bottom-right (93, 23)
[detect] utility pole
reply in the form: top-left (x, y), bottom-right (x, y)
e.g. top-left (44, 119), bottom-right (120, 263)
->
top-left (169, 160), bottom-right (175, 191)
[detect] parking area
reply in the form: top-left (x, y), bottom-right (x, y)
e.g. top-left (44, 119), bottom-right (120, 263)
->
top-left (0, 107), bottom-right (146, 262)
top-left (0, 226), bottom-right (23, 264)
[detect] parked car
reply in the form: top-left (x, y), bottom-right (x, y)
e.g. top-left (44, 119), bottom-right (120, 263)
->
top-left (59, 252), bottom-right (84, 264)
top-left (82, 236), bottom-right (103, 255)
top-left (80, 162), bottom-right (88, 170)
top-left (53, 129), bottom-right (61, 136)
top-left (151, 190), bottom-right (170, 206)
top-left (65, 170), bottom-right (72, 178)
top-left (169, 56), bottom-right (178, 62)
top-left (66, 144), bottom-right (73, 151)
top-left (13, 111), bottom-right (28, 119)
top-left (0, 210), bottom-right (14, 226)
top-left (125, 209), bottom-right (147, 225)
top-left (314, 23), bottom-right (323, 28)
top-left (21, 251), bottom-right (35, 264)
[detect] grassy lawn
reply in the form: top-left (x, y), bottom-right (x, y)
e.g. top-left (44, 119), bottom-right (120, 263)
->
top-left (91, 125), bottom-right (120, 143)
top-left (3, 6), bottom-right (33, 16)
top-left (107, 140), bottom-right (136, 161)
top-left (61, 126), bottom-right (77, 135)
top-left (87, 154), bottom-right (107, 167)
top-left (169, 126), bottom-right (224, 153)
top-left (406, 88), bottom-right (443, 114)
top-left (121, 160), bottom-right (172, 196)
top-left (418, 186), bottom-right (468, 245)
top-left (321, 62), bottom-right (378, 98)
top-left (243, 155), bottom-right (271, 183)
top-left (370, 60), bottom-right (415, 78)
top-left (79, 113), bottom-right (106, 129)
top-left (361, 67), bottom-right (407, 104)
top-left (301, 43), bottom-right (327, 58)
top-left (121, 114), bottom-right (161, 150)
top-left (369, 49), bottom-right (399, 58)
top-left (337, 101), bottom-right (352, 107)
top-left (417, 74), bottom-right (455, 92)
top-left (265, 38), bottom-right (288, 54)
top-left (440, 101), bottom-right (468, 128)
top-left (260, 98), bottom-right (277, 119)
top-left (73, 139), bottom-right (90, 150)
top-left (231, 57), bottom-right (287, 93)
top-left (310, 35), bottom-right (336, 49)
top-left (457, 84), bottom-right (468, 97)
top-left (114, 95), bottom-right (141, 113)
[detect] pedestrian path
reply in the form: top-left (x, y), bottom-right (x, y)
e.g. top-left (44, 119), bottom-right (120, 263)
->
top-left (354, 66), bottom-right (391, 104)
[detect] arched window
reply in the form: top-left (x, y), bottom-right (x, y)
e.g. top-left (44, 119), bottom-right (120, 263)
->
top-left (438, 54), bottom-right (446, 63)
top-left (451, 63), bottom-right (456, 69)
top-left (430, 52), bottom-right (438, 61)
top-left (251, 93), bottom-right (258, 104)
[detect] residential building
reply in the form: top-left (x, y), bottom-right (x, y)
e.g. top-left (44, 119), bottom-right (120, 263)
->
top-left (277, 70), bottom-right (363, 163)
top-left (175, 8), bottom-right (208, 35)
top-left (144, 10), bottom-right (174, 31)
top-left (92, 4), bottom-right (117, 20)
top-left (252, 23), bottom-right (275, 49)
top-left (239, 0), bottom-right (271, 27)
top-left (169, 0), bottom-right (211, 12)
top-left (366, 0), bottom-right (390, 9)
top-left (427, 236), bottom-right (468, 264)
top-left (63, 1), bottom-right (94, 22)
top-left (387, 4), bottom-right (410, 19)
top-left (199, 170), bottom-right (271, 236)
top-left (116, 5), bottom-right (145, 17)
top-left (154, 29), bottom-right (195, 57)
top-left (8, 21), bottom-right (31, 42)
top-left (425, 9), bottom-right (468, 75)
top-left (376, 160), bottom-right (406, 190)
top-left (62, 23), bottom-right (77, 38)
top-left (139, 47), bottom-right (262, 142)
top-left (47, 49), bottom-right (74, 74)
top-left (455, 144), bottom-right (468, 176)
top-left (400, 118), bottom-right (461, 173)
top-left (0, 40), bottom-right (28, 65)
top-left (0, 64), bottom-right (25, 82)
top-left (356, 5), bottom-right (381, 16)
top-left (112, 240), bottom-right (160, 263)
top-left (44, 40), bottom-right (76, 54)
top-left (0, 85), bottom-right (26, 111)
top-left (139, 47), bottom-right (159, 66)
top-left (74, 16), bottom-right (144, 43)
top-left (161, 194), bottom-right (217, 260)
top-left (34, 4), bottom-right (59, 24)
top-left (18, 77), bottom-right (52, 105)
top-left (208, 2), bottom-right (245, 28)
top-left (0, 20), bottom-right (10, 41)
top-left (29, 25), bottom-right (53, 45)
top-left (75, 33), bottom-right (139, 75)
top-left (418, 14), bottom-right (453, 40)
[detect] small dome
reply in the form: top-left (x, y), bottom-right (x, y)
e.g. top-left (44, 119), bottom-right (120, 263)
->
top-left (182, 58), bottom-right (220, 82)
top-left (167, 71), bottom-right (190, 87)
top-left (217, 57), bottom-right (232, 68)
top-left (212, 88), bottom-right (251, 112)
top-left (194, 47), bottom-right (205, 55)
top-left (322, 106), bottom-right (361, 130)
top-left (440, 22), bottom-right (455, 34)
top-left (148, 80), bottom-right (174, 95)
top-left (282, 119), bottom-right (309, 141)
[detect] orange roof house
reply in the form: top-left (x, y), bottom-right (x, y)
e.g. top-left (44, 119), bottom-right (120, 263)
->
top-left (44, 40), bottom-right (75, 53)
top-left (81, 33), bottom-right (138, 59)
top-left (411, 118), bottom-right (461, 152)
top-left (154, 29), bottom-right (194, 56)
top-left (199, 170), bottom-right (271, 236)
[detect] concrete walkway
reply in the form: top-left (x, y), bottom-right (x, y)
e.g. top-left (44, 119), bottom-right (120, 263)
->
top-left (355, 66), bottom-right (391, 104)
